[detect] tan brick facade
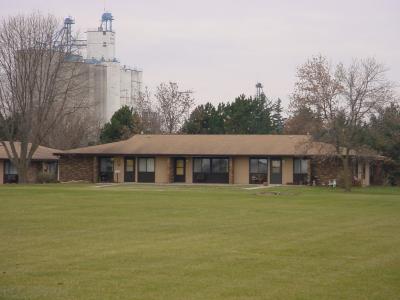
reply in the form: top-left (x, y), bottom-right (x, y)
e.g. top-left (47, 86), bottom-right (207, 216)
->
top-left (155, 156), bottom-right (170, 184)
top-left (56, 154), bottom-right (373, 186)
top-left (233, 157), bottom-right (250, 184)
top-left (282, 157), bottom-right (294, 185)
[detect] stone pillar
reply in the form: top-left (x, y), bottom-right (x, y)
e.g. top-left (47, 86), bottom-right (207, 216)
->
top-left (186, 157), bottom-right (193, 183)
top-left (229, 157), bottom-right (234, 184)
top-left (168, 157), bottom-right (174, 183)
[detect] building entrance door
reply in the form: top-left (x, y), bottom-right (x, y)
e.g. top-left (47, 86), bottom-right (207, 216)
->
top-left (174, 158), bottom-right (185, 183)
top-left (270, 158), bottom-right (282, 184)
top-left (124, 158), bottom-right (135, 182)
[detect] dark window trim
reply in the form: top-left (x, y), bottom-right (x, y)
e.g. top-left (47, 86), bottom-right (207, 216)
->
top-left (192, 157), bottom-right (229, 184)
top-left (249, 157), bottom-right (269, 184)
top-left (293, 158), bottom-right (309, 174)
top-left (138, 157), bottom-right (155, 183)
top-left (270, 158), bottom-right (282, 184)
top-left (3, 160), bottom-right (18, 184)
top-left (293, 157), bottom-right (309, 185)
top-left (173, 157), bottom-right (186, 183)
top-left (98, 156), bottom-right (114, 183)
top-left (124, 156), bottom-right (136, 182)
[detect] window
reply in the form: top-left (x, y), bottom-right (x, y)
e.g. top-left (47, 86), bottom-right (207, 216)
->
top-left (193, 158), bottom-right (229, 183)
top-left (194, 158), bottom-right (211, 173)
top-left (139, 158), bottom-right (155, 172)
top-left (100, 157), bottom-right (113, 173)
top-left (249, 158), bottom-right (268, 184)
top-left (5, 161), bottom-right (18, 175)
top-left (271, 160), bottom-right (281, 174)
top-left (212, 158), bottom-right (228, 173)
top-left (99, 157), bottom-right (114, 182)
top-left (250, 158), bottom-right (268, 174)
top-left (4, 161), bottom-right (18, 183)
top-left (138, 158), bottom-right (155, 183)
top-left (175, 160), bottom-right (184, 176)
top-left (293, 158), bottom-right (309, 185)
top-left (124, 158), bottom-right (135, 182)
top-left (126, 159), bottom-right (134, 172)
top-left (294, 159), bottom-right (308, 174)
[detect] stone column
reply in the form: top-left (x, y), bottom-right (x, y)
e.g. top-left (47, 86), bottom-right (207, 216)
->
top-left (229, 157), bottom-right (234, 184)
top-left (168, 157), bottom-right (174, 183)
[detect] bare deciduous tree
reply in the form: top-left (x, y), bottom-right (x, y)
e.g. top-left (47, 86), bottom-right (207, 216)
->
top-left (135, 86), bottom-right (161, 134)
top-left (0, 13), bottom-right (88, 182)
top-left (155, 82), bottom-right (194, 133)
top-left (44, 111), bottom-right (101, 149)
top-left (291, 55), bottom-right (395, 191)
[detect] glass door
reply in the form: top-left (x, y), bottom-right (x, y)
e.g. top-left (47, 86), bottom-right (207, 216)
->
top-left (174, 158), bottom-right (186, 183)
top-left (99, 157), bottom-right (114, 182)
top-left (124, 158), bottom-right (135, 182)
top-left (270, 158), bottom-right (282, 184)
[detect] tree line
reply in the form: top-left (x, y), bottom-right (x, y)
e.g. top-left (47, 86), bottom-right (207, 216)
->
top-left (0, 13), bottom-right (398, 186)
top-left (100, 91), bottom-right (285, 143)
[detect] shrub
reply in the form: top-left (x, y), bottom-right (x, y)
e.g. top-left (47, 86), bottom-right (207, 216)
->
top-left (37, 172), bottom-right (58, 184)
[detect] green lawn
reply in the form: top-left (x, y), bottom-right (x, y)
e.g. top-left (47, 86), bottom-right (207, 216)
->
top-left (0, 184), bottom-right (399, 300)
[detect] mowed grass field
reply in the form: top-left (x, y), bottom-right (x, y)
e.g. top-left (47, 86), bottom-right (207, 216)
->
top-left (0, 184), bottom-right (399, 300)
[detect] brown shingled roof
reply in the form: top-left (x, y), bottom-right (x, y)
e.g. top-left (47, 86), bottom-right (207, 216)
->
top-left (0, 142), bottom-right (59, 160)
top-left (57, 134), bottom-right (341, 156)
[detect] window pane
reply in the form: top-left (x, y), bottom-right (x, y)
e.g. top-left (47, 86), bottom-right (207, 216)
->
top-left (100, 158), bottom-right (113, 172)
top-left (212, 158), bottom-right (228, 173)
top-left (201, 158), bottom-right (211, 173)
top-left (5, 161), bottom-right (18, 175)
top-left (48, 162), bottom-right (58, 175)
top-left (294, 159), bottom-right (301, 174)
top-left (258, 159), bottom-right (268, 173)
top-left (194, 159), bottom-right (202, 172)
top-left (271, 160), bottom-right (281, 174)
top-left (146, 158), bottom-right (155, 172)
top-left (139, 158), bottom-right (147, 172)
top-left (250, 159), bottom-right (258, 173)
top-left (176, 160), bottom-right (184, 168)
top-left (126, 159), bottom-right (134, 172)
top-left (176, 167), bottom-right (184, 175)
top-left (301, 159), bottom-right (308, 174)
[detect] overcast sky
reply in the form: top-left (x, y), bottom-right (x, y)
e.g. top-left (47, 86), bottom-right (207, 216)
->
top-left (1, 0), bottom-right (399, 107)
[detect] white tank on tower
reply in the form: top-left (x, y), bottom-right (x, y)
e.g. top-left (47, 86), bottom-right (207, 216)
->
top-left (86, 12), bottom-right (116, 61)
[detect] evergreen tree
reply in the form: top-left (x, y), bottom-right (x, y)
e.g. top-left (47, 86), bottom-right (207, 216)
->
top-left (182, 94), bottom-right (278, 134)
top-left (223, 94), bottom-right (273, 134)
top-left (271, 98), bottom-right (285, 133)
top-left (100, 106), bottom-right (142, 143)
top-left (181, 103), bottom-right (224, 134)
top-left (366, 103), bottom-right (400, 185)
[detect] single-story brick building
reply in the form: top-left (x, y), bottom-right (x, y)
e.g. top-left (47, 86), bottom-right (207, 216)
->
top-left (56, 135), bottom-right (384, 186)
top-left (0, 142), bottom-right (59, 184)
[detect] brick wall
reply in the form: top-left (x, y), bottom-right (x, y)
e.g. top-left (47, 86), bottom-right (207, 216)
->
top-left (310, 157), bottom-right (341, 185)
top-left (59, 155), bottom-right (96, 183)
top-left (0, 160), bottom-right (3, 184)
